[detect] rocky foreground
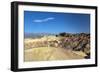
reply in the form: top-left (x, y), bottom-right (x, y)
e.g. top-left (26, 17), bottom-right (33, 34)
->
top-left (24, 33), bottom-right (90, 61)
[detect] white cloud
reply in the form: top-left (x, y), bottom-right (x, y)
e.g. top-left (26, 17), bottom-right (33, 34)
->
top-left (33, 17), bottom-right (55, 23)
top-left (33, 20), bottom-right (43, 22)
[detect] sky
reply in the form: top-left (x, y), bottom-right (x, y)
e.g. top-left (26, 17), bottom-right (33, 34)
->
top-left (24, 11), bottom-right (90, 34)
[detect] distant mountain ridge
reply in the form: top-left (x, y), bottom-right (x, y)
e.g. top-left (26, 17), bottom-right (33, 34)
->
top-left (24, 33), bottom-right (56, 38)
top-left (24, 32), bottom-right (90, 38)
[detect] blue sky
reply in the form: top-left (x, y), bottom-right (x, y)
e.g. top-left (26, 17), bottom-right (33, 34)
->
top-left (24, 11), bottom-right (90, 34)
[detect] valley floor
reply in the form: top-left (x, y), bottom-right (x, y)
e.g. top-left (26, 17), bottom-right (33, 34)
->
top-left (24, 47), bottom-right (87, 61)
